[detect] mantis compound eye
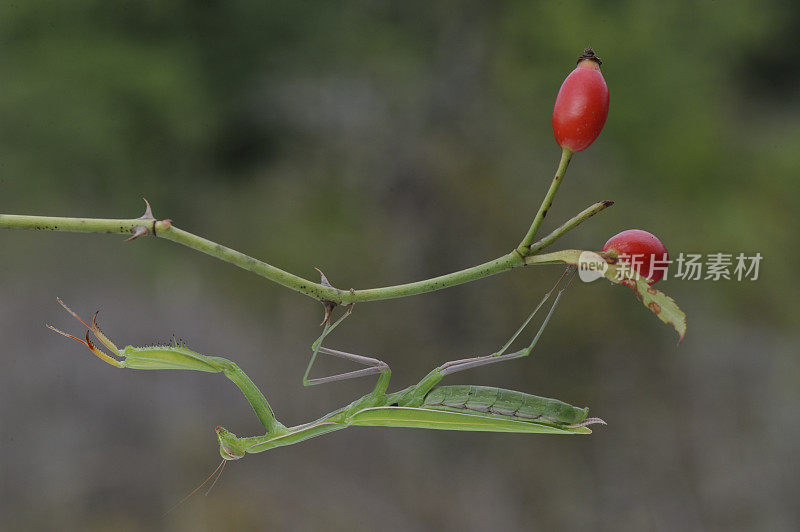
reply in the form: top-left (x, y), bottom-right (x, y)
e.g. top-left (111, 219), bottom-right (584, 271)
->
top-left (219, 445), bottom-right (243, 461)
top-left (215, 426), bottom-right (245, 460)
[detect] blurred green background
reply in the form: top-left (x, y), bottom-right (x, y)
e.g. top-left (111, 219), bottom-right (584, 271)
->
top-left (2, 1), bottom-right (799, 530)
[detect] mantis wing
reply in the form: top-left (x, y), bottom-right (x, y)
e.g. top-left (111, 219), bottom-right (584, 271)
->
top-left (347, 407), bottom-right (592, 434)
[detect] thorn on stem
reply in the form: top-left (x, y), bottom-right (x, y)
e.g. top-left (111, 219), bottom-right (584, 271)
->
top-left (313, 267), bottom-right (340, 325)
top-left (125, 225), bottom-right (150, 241)
top-left (138, 198), bottom-right (155, 220)
top-left (126, 198), bottom-right (161, 240)
top-left (320, 300), bottom-right (336, 326)
top-left (315, 267), bottom-right (332, 288)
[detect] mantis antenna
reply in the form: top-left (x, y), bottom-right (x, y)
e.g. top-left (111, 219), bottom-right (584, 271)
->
top-left (164, 459), bottom-right (227, 516)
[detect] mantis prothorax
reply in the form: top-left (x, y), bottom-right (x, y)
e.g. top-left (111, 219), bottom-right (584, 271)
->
top-left (48, 268), bottom-right (603, 462)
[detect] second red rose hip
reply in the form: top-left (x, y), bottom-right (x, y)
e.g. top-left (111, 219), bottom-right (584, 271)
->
top-left (603, 229), bottom-right (669, 285)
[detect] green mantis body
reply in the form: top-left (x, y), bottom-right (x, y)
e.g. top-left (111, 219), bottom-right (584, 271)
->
top-left (48, 273), bottom-right (603, 462)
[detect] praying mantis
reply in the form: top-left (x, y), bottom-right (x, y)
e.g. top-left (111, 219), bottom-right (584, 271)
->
top-left (47, 268), bottom-right (603, 464)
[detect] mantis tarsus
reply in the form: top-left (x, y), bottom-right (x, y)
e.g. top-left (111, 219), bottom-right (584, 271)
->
top-left (47, 269), bottom-right (603, 463)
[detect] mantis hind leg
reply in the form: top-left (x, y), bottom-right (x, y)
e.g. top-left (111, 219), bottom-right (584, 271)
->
top-left (405, 267), bottom-right (575, 404)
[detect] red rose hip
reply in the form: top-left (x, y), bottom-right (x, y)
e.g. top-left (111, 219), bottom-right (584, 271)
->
top-left (552, 48), bottom-right (610, 152)
top-left (603, 229), bottom-right (669, 285)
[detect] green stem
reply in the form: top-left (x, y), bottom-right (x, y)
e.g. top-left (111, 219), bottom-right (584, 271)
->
top-left (0, 192), bottom-right (609, 305)
top-left (524, 249), bottom-right (584, 266)
top-left (517, 146), bottom-right (573, 255)
top-left (344, 252), bottom-right (524, 303)
top-left (527, 200), bottom-right (613, 255)
top-left (157, 225), bottom-right (344, 302)
top-left (0, 214), bottom-right (152, 234)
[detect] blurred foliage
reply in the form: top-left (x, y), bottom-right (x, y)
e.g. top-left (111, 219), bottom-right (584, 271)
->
top-left (1, 1), bottom-right (799, 530)
top-left (3, 0), bottom-right (797, 323)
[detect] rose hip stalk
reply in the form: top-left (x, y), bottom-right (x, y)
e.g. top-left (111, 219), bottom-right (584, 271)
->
top-left (603, 229), bottom-right (669, 285)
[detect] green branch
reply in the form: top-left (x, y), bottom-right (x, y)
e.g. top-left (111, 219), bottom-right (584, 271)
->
top-left (528, 200), bottom-right (613, 255)
top-left (0, 196), bottom-right (612, 305)
top-left (0, 143), bottom-right (606, 305)
top-left (157, 224), bottom-right (344, 302)
top-left (517, 146), bottom-right (573, 255)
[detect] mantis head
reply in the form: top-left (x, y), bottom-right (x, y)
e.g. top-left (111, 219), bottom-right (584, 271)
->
top-left (215, 426), bottom-right (246, 460)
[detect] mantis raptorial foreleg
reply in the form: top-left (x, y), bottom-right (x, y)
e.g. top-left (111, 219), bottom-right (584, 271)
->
top-left (47, 299), bottom-right (283, 433)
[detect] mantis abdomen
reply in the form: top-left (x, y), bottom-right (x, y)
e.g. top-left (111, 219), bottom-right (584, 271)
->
top-left (421, 385), bottom-right (589, 426)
